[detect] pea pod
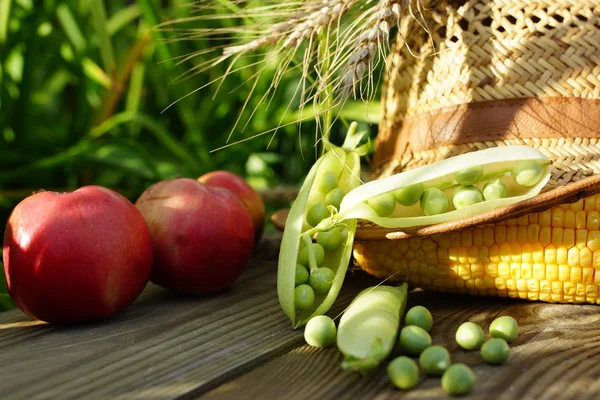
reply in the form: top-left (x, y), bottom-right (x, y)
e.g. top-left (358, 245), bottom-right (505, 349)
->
top-left (277, 123), bottom-right (366, 327)
top-left (337, 284), bottom-right (408, 374)
top-left (338, 146), bottom-right (551, 228)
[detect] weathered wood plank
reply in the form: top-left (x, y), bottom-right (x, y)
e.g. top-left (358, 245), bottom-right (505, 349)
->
top-left (0, 234), bottom-right (369, 400)
top-left (203, 291), bottom-right (600, 400)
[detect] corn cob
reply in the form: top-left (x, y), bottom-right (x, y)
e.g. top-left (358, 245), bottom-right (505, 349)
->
top-left (353, 194), bottom-right (600, 304)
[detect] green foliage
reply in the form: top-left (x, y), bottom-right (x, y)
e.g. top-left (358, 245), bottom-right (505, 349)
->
top-left (0, 0), bottom-right (380, 312)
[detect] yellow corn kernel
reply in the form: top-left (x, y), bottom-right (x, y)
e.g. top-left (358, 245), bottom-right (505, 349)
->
top-left (510, 263), bottom-right (521, 279)
top-left (576, 283), bottom-right (586, 297)
top-left (458, 264), bottom-right (471, 280)
top-left (500, 243), bottom-right (511, 262)
top-left (595, 195), bottom-right (600, 211)
top-left (471, 263), bottom-right (485, 278)
top-left (563, 229), bottom-right (575, 248)
top-left (568, 247), bottom-right (580, 267)
top-left (461, 231), bottom-right (473, 248)
top-left (571, 199), bottom-right (584, 211)
top-left (485, 263), bottom-right (498, 278)
top-left (564, 281), bottom-right (576, 296)
top-left (415, 249), bottom-right (425, 261)
top-left (552, 227), bottom-right (563, 247)
top-left (498, 263), bottom-right (511, 279)
top-left (533, 263), bottom-right (546, 279)
top-left (581, 248), bottom-right (592, 268)
top-left (577, 230), bottom-right (588, 249)
top-left (437, 235), bottom-right (450, 249)
top-left (489, 245), bottom-right (500, 263)
top-left (540, 280), bottom-right (551, 293)
top-left (532, 244), bottom-right (544, 262)
top-left (495, 226), bottom-right (507, 244)
top-left (528, 279), bottom-right (540, 292)
top-left (528, 224), bottom-right (541, 243)
top-left (449, 232), bottom-right (461, 248)
top-left (516, 279), bottom-right (527, 292)
top-left (544, 245), bottom-right (557, 264)
top-left (585, 197), bottom-right (596, 211)
top-left (472, 228), bottom-right (483, 246)
top-left (483, 227), bottom-right (495, 247)
top-left (539, 209), bottom-right (552, 227)
top-left (468, 246), bottom-right (479, 263)
top-left (564, 209), bottom-right (576, 229)
top-left (529, 213), bottom-right (539, 224)
top-left (588, 230), bottom-right (600, 252)
top-left (583, 268), bottom-right (594, 284)
top-left (506, 279), bottom-right (517, 291)
top-left (517, 226), bottom-right (528, 244)
top-left (478, 247), bottom-right (490, 263)
top-left (495, 277), bottom-right (507, 290)
top-left (571, 267), bottom-right (582, 283)
top-left (458, 247), bottom-right (469, 264)
top-left (506, 226), bottom-right (518, 243)
top-left (557, 247), bottom-right (568, 265)
top-left (587, 211), bottom-right (600, 230)
top-left (522, 243), bottom-right (533, 263)
top-left (552, 207), bottom-right (564, 227)
top-left (576, 211), bottom-right (587, 229)
top-left (506, 218), bottom-right (518, 226)
top-left (511, 243), bottom-right (522, 262)
top-left (552, 281), bottom-right (563, 294)
top-left (521, 263), bottom-right (533, 279)
top-left (408, 259), bottom-right (419, 274)
top-left (539, 227), bottom-right (552, 246)
top-left (559, 265), bottom-right (570, 281)
top-left (517, 215), bottom-right (529, 226)
top-left (546, 264), bottom-right (558, 281)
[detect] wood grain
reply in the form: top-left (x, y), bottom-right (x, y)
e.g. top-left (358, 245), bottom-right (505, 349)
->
top-left (204, 292), bottom-right (600, 400)
top-left (0, 234), bottom-right (372, 400)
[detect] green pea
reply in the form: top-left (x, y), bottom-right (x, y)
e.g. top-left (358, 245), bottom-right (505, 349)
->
top-left (452, 186), bottom-right (483, 210)
top-left (392, 183), bottom-right (424, 206)
top-left (295, 284), bottom-right (315, 310)
top-left (482, 179), bottom-right (508, 200)
top-left (455, 322), bottom-right (485, 351)
top-left (405, 305), bottom-right (433, 332)
top-left (399, 325), bottom-right (432, 356)
top-left (317, 170), bottom-right (338, 193)
top-left (455, 165), bottom-right (484, 186)
top-left (306, 202), bottom-right (329, 227)
top-left (298, 243), bottom-right (325, 268)
top-left (295, 264), bottom-right (309, 286)
top-left (387, 356), bottom-right (420, 390)
top-left (316, 227), bottom-right (341, 250)
top-left (441, 363), bottom-right (475, 396)
top-left (489, 316), bottom-right (519, 342)
top-left (304, 315), bottom-right (337, 348)
top-left (512, 159), bottom-right (544, 187)
top-left (481, 338), bottom-right (510, 365)
top-left (420, 187), bottom-right (449, 216)
top-left (309, 267), bottom-right (335, 293)
top-left (366, 192), bottom-right (396, 217)
top-left (325, 188), bottom-right (346, 209)
top-left (419, 345), bottom-right (451, 376)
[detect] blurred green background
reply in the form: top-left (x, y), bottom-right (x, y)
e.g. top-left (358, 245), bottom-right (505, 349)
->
top-left (0, 0), bottom-right (380, 311)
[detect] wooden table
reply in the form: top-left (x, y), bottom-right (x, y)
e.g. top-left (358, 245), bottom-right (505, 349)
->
top-left (2, 233), bottom-right (600, 399)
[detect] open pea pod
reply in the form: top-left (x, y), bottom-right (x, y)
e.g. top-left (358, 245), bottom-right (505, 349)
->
top-left (278, 124), bottom-right (365, 328)
top-left (338, 146), bottom-right (551, 228)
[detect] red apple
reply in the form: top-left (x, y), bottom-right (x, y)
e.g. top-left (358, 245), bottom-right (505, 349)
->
top-left (135, 178), bottom-right (254, 295)
top-left (3, 186), bottom-right (153, 324)
top-left (198, 171), bottom-right (265, 242)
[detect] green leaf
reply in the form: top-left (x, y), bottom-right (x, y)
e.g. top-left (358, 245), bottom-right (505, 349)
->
top-left (90, 1), bottom-right (114, 76)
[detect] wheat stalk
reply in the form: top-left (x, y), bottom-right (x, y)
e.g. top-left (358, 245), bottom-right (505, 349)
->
top-left (161, 0), bottom-right (426, 147)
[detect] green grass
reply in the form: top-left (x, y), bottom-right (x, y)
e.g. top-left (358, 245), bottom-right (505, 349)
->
top-left (0, 0), bottom-right (380, 312)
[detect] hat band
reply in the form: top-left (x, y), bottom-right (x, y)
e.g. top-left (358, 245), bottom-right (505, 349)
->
top-left (374, 97), bottom-right (600, 170)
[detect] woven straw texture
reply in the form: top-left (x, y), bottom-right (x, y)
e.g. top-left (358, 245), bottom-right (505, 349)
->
top-left (353, 0), bottom-right (600, 303)
top-left (375, 0), bottom-right (600, 181)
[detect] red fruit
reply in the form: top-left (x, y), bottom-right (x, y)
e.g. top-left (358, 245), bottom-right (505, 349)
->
top-left (198, 170), bottom-right (265, 242)
top-left (135, 178), bottom-right (254, 295)
top-left (3, 186), bottom-right (153, 324)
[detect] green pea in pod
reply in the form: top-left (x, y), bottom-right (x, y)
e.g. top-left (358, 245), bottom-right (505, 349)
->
top-left (277, 123), bottom-right (369, 328)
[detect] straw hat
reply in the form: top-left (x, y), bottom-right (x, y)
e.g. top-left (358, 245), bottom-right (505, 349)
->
top-left (344, 0), bottom-right (600, 303)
